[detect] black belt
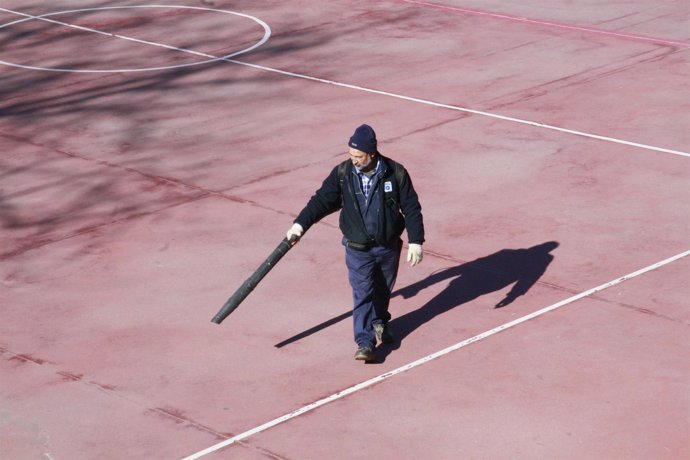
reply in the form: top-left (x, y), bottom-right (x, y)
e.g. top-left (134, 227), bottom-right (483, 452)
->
top-left (346, 240), bottom-right (373, 251)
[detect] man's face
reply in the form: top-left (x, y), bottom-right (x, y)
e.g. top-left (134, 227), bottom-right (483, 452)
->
top-left (349, 147), bottom-right (375, 172)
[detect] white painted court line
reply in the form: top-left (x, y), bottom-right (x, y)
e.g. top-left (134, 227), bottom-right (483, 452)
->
top-left (220, 59), bottom-right (690, 159)
top-left (0, 5), bottom-right (271, 73)
top-left (2, 6), bottom-right (687, 457)
top-left (1, 6), bottom-right (689, 158)
top-left (182, 248), bottom-right (690, 459)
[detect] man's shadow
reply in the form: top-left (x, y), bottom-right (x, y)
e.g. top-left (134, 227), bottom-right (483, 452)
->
top-left (275, 241), bottom-right (558, 354)
top-left (377, 241), bottom-right (559, 359)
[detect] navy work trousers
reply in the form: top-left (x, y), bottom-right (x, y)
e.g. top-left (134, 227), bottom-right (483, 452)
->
top-left (345, 240), bottom-right (402, 348)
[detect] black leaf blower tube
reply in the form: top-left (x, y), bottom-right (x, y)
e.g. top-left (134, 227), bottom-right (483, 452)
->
top-left (211, 235), bottom-right (299, 325)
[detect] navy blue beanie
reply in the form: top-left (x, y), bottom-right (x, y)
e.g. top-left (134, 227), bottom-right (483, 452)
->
top-left (348, 124), bottom-right (377, 154)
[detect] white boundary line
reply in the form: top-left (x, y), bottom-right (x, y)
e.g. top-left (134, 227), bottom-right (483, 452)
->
top-left (1, 6), bottom-right (689, 157)
top-left (220, 59), bottom-right (690, 159)
top-left (1, 7), bottom-right (688, 456)
top-left (183, 248), bottom-right (690, 459)
top-left (0, 5), bottom-right (271, 72)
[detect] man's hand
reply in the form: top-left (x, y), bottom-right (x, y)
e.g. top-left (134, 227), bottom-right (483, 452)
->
top-left (286, 223), bottom-right (303, 241)
top-left (407, 243), bottom-right (423, 267)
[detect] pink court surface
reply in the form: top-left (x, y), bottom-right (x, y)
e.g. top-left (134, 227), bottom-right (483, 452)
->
top-left (1, 1), bottom-right (689, 459)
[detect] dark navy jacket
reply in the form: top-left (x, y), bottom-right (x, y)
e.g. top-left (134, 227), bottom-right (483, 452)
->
top-left (295, 154), bottom-right (424, 247)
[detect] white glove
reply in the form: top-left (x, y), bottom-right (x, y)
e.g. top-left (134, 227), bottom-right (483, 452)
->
top-left (286, 223), bottom-right (303, 241)
top-left (407, 243), bottom-right (423, 267)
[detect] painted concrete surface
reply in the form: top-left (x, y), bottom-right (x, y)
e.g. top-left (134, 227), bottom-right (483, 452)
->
top-left (1, 1), bottom-right (688, 459)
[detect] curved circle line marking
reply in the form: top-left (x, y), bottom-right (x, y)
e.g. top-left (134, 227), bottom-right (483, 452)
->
top-left (0, 5), bottom-right (271, 73)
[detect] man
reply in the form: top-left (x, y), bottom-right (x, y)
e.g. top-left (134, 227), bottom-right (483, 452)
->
top-left (286, 124), bottom-right (425, 362)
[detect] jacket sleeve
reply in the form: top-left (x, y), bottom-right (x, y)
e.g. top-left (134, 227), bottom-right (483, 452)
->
top-left (398, 168), bottom-right (425, 244)
top-left (294, 165), bottom-right (342, 232)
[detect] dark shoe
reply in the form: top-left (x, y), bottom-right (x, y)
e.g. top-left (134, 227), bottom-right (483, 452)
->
top-left (354, 346), bottom-right (375, 362)
top-left (373, 323), bottom-right (394, 344)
